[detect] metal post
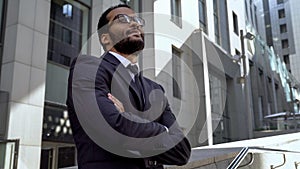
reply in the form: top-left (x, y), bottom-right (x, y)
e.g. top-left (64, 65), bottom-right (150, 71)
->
top-left (202, 32), bottom-right (213, 145)
top-left (240, 29), bottom-right (253, 138)
top-left (240, 30), bottom-right (246, 79)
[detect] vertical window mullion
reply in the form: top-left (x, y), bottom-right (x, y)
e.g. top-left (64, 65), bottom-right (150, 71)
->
top-left (213, 0), bottom-right (220, 44)
top-left (199, 0), bottom-right (207, 33)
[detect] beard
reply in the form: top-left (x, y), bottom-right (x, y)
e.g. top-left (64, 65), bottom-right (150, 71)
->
top-left (109, 30), bottom-right (145, 55)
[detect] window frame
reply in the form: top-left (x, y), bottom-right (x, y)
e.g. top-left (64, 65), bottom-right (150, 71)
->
top-left (170, 0), bottom-right (182, 27)
top-left (213, 0), bottom-right (220, 44)
top-left (172, 45), bottom-right (182, 99)
top-left (281, 39), bottom-right (289, 48)
top-left (280, 24), bottom-right (287, 33)
top-left (278, 9), bottom-right (285, 19)
top-left (198, 0), bottom-right (207, 33)
top-left (232, 11), bottom-right (239, 35)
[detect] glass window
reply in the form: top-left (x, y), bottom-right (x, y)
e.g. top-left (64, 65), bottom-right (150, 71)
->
top-left (232, 11), bottom-right (238, 35)
top-left (281, 39), bottom-right (289, 48)
top-left (172, 46), bottom-right (182, 99)
top-left (209, 73), bottom-right (228, 144)
top-left (254, 5), bottom-right (258, 29)
top-left (42, 105), bottom-right (73, 143)
top-left (62, 27), bottom-right (72, 44)
top-left (280, 24), bottom-right (287, 33)
top-left (60, 54), bottom-right (71, 67)
top-left (62, 3), bottom-right (73, 18)
top-left (277, 0), bottom-right (284, 4)
top-left (171, 0), bottom-right (182, 26)
top-left (48, 0), bottom-right (89, 66)
top-left (57, 147), bottom-right (76, 168)
top-left (235, 49), bottom-right (241, 56)
top-left (250, 0), bottom-right (254, 24)
top-left (245, 0), bottom-right (249, 20)
top-left (278, 9), bottom-right (285, 18)
top-left (40, 149), bottom-right (53, 169)
top-left (283, 55), bottom-right (290, 64)
top-left (213, 0), bottom-right (220, 44)
top-left (198, 0), bottom-right (207, 33)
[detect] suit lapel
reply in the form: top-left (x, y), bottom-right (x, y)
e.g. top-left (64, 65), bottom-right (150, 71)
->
top-left (139, 75), bottom-right (150, 111)
top-left (103, 53), bottom-right (145, 110)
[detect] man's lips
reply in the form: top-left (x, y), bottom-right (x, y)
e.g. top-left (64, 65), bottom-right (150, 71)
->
top-left (126, 29), bottom-right (141, 37)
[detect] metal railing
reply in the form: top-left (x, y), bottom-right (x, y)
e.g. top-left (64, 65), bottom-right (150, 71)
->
top-left (227, 147), bottom-right (249, 169)
top-left (0, 139), bottom-right (19, 169)
top-left (231, 147), bottom-right (300, 169)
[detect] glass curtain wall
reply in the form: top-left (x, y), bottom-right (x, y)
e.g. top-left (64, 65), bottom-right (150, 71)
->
top-left (41, 0), bottom-right (90, 168)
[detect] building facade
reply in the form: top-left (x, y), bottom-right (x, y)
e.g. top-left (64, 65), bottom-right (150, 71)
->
top-left (0, 0), bottom-right (300, 168)
top-left (288, 0), bottom-right (300, 84)
top-left (263, 0), bottom-right (300, 84)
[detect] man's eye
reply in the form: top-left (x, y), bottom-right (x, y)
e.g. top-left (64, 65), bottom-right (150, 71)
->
top-left (119, 16), bottom-right (129, 23)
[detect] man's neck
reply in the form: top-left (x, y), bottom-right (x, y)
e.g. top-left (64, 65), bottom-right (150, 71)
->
top-left (110, 49), bottom-right (138, 64)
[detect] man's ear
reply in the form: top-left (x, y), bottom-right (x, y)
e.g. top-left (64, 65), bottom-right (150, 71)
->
top-left (100, 33), bottom-right (111, 46)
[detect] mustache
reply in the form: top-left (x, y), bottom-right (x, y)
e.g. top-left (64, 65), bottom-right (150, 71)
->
top-left (125, 28), bottom-right (144, 36)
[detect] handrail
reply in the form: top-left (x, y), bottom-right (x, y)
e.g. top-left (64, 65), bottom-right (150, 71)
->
top-left (237, 152), bottom-right (254, 168)
top-left (270, 154), bottom-right (286, 169)
top-left (227, 147), bottom-right (249, 169)
top-left (227, 147), bottom-right (300, 169)
top-left (250, 147), bottom-right (300, 154)
top-left (0, 139), bottom-right (19, 169)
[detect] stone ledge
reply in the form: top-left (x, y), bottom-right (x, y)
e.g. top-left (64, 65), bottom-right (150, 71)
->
top-left (165, 148), bottom-right (241, 169)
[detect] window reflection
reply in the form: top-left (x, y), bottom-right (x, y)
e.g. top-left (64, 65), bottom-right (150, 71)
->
top-left (48, 0), bottom-right (89, 66)
top-left (63, 3), bottom-right (73, 18)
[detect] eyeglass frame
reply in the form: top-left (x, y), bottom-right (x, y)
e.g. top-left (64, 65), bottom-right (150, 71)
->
top-left (110, 14), bottom-right (145, 27)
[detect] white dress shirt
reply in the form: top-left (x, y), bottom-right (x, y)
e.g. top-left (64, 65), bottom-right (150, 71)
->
top-left (109, 51), bottom-right (139, 81)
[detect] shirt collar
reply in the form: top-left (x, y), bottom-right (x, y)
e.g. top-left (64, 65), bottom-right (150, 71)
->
top-left (109, 51), bottom-right (139, 70)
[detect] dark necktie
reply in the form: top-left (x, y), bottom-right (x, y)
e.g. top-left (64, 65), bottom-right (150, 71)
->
top-left (127, 64), bottom-right (139, 75)
top-left (126, 64), bottom-right (144, 109)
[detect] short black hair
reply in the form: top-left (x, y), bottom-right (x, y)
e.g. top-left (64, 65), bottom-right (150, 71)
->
top-left (97, 4), bottom-right (132, 36)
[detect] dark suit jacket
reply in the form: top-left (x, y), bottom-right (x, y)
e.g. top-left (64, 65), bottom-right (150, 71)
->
top-left (67, 52), bottom-right (191, 169)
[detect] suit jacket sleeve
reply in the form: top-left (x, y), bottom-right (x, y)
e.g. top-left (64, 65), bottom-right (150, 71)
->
top-left (151, 85), bottom-right (191, 166)
top-left (70, 55), bottom-right (177, 154)
top-left (70, 55), bottom-right (191, 163)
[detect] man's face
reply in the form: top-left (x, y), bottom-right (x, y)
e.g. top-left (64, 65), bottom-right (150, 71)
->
top-left (106, 7), bottom-right (145, 55)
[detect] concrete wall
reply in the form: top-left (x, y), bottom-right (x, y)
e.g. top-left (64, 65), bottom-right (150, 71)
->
top-left (0, 0), bottom-right (50, 168)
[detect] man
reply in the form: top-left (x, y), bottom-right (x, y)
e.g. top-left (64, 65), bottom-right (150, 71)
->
top-left (67, 4), bottom-right (191, 169)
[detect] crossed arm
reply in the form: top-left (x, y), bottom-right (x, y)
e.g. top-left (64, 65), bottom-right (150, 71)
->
top-left (70, 55), bottom-right (190, 165)
top-left (108, 93), bottom-right (125, 113)
top-left (107, 93), bottom-right (191, 166)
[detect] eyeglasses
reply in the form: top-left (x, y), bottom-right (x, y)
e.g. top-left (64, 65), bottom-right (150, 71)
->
top-left (111, 14), bottom-right (145, 27)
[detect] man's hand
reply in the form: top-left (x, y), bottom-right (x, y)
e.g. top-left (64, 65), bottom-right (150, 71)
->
top-left (108, 93), bottom-right (125, 113)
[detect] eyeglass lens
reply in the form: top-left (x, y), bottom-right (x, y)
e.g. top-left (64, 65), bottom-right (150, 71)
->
top-left (114, 14), bottom-right (145, 26)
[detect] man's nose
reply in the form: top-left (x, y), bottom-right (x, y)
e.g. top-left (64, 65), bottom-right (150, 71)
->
top-left (129, 19), bottom-right (142, 27)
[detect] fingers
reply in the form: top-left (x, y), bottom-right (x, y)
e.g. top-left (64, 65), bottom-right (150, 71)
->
top-left (108, 93), bottom-right (125, 113)
top-left (108, 93), bottom-right (120, 105)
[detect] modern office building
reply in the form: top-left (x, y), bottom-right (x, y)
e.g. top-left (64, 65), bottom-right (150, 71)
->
top-left (288, 0), bottom-right (300, 84)
top-left (262, 0), bottom-right (300, 83)
top-left (260, 0), bottom-right (300, 113)
top-left (0, 0), bottom-right (299, 168)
